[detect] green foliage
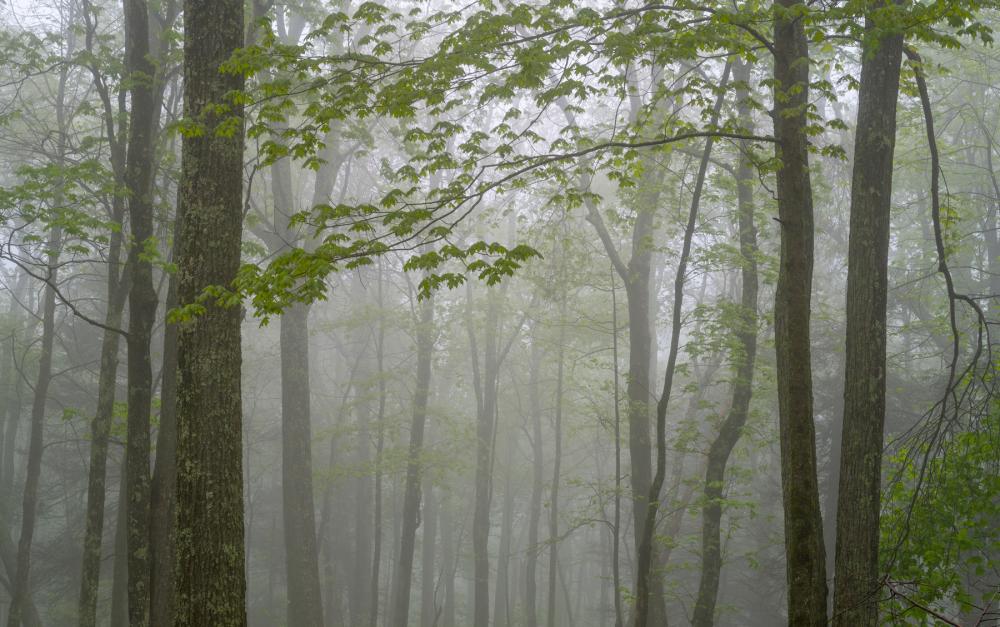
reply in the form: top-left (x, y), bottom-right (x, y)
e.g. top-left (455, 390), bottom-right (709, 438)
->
top-left (881, 413), bottom-right (1000, 623)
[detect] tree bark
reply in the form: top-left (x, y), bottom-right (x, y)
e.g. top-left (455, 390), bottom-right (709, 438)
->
top-left (172, 0), bottom-right (247, 622)
top-left (692, 59), bottom-right (759, 627)
top-left (772, 0), bottom-right (829, 621)
top-left (122, 0), bottom-right (160, 622)
top-left (833, 7), bottom-right (903, 625)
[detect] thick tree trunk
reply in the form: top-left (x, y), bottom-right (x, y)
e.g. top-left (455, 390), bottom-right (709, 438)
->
top-left (7, 227), bottom-right (61, 627)
top-left (692, 59), bottom-right (759, 627)
top-left (172, 0), bottom-right (247, 623)
top-left (772, 1), bottom-right (829, 622)
top-left (833, 9), bottom-right (903, 625)
top-left (391, 289), bottom-right (435, 627)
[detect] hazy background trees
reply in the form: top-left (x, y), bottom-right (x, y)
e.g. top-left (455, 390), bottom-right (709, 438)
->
top-left (0, 0), bottom-right (998, 626)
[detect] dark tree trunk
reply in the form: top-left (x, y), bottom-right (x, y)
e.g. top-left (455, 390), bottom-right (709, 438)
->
top-left (833, 9), bottom-right (903, 625)
top-left (122, 0), bottom-right (160, 622)
top-left (172, 0), bottom-right (247, 622)
top-left (772, 0), bottom-right (829, 621)
top-left (266, 152), bottom-right (325, 627)
top-left (150, 221), bottom-right (180, 626)
top-left (391, 287), bottom-right (435, 627)
top-left (692, 59), bottom-right (759, 627)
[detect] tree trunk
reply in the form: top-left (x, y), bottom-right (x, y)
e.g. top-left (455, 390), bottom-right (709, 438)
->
top-left (78, 239), bottom-right (127, 627)
top-left (633, 61), bottom-right (731, 627)
top-left (111, 458), bottom-right (130, 627)
top-left (392, 287), bottom-right (435, 627)
top-left (525, 336), bottom-right (543, 627)
top-left (692, 59), bottom-right (759, 627)
top-left (494, 443), bottom-right (513, 627)
top-left (122, 0), bottom-right (160, 622)
top-left (833, 8), bottom-right (903, 625)
top-left (419, 475), bottom-right (437, 627)
top-left (547, 296), bottom-right (566, 627)
top-left (772, 0), bottom-right (829, 621)
top-left (150, 220), bottom-right (180, 626)
top-left (469, 287), bottom-right (501, 627)
top-left (172, 0), bottom-right (247, 622)
top-left (7, 226), bottom-right (61, 627)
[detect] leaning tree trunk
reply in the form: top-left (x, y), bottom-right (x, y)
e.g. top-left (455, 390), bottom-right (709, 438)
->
top-left (772, 0), bottom-right (829, 622)
top-left (391, 286), bottom-right (435, 627)
top-left (833, 7), bottom-right (904, 625)
top-left (692, 59), bottom-right (760, 627)
top-left (172, 0), bottom-right (247, 623)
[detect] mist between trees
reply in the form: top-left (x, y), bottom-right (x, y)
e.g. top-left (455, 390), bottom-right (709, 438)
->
top-left (0, 0), bottom-right (998, 625)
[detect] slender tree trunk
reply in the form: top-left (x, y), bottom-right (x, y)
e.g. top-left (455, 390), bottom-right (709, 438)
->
top-left (833, 9), bottom-right (903, 625)
top-left (494, 444), bottom-right (513, 627)
top-left (773, 0), bottom-right (829, 621)
top-left (111, 459), bottom-right (129, 627)
top-left (122, 0), bottom-right (160, 622)
top-left (469, 288), bottom-right (501, 627)
top-left (547, 295), bottom-right (566, 627)
top-left (440, 495), bottom-right (456, 627)
top-left (172, 0), bottom-right (247, 622)
top-left (7, 227), bottom-right (61, 627)
top-left (351, 306), bottom-right (374, 626)
top-left (525, 337), bottom-right (543, 627)
top-left (392, 287), bottom-right (435, 627)
top-left (609, 269), bottom-right (624, 627)
top-left (150, 220), bottom-right (180, 626)
top-left (419, 475), bottom-right (437, 627)
top-left (370, 270), bottom-right (388, 627)
top-left (692, 59), bottom-right (760, 627)
top-left (78, 244), bottom-right (127, 627)
top-left (633, 62), bottom-right (732, 627)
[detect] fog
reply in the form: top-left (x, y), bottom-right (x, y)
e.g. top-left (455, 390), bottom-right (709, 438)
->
top-left (0, 0), bottom-right (998, 625)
